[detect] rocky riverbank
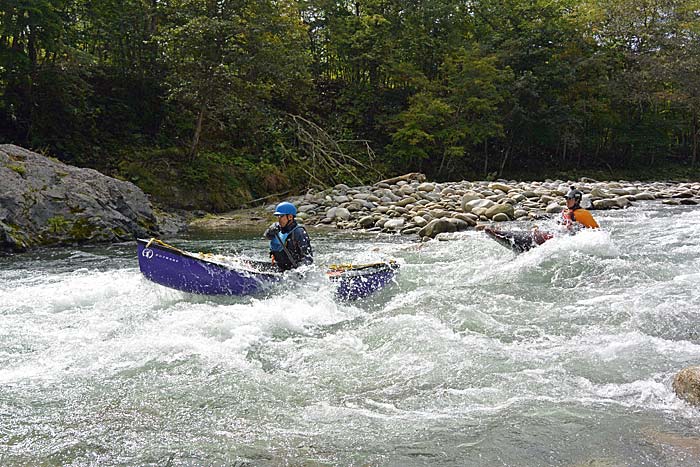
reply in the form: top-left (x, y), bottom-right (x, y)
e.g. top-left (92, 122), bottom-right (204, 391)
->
top-left (252, 173), bottom-right (699, 239)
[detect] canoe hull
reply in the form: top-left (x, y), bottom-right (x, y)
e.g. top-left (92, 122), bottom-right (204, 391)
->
top-left (329, 263), bottom-right (400, 300)
top-left (137, 239), bottom-right (279, 295)
top-left (137, 239), bottom-right (398, 300)
top-left (484, 227), bottom-right (553, 253)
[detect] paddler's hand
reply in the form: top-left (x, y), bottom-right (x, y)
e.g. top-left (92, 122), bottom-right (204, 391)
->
top-left (264, 222), bottom-right (281, 240)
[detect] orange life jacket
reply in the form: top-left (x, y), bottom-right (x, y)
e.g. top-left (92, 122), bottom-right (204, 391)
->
top-left (561, 208), bottom-right (599, 229)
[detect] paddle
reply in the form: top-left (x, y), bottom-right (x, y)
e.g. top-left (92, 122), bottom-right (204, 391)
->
top-left (274, 231), bottom-right (299, 269)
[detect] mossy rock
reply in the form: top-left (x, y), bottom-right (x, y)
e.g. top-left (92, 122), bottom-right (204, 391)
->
top-left (69, 218), bottom-right (99, 241)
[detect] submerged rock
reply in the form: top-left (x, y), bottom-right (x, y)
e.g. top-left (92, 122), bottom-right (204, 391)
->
top-left (0, 144), bottom-right (159, 251)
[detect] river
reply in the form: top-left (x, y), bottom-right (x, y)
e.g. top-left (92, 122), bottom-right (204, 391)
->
top-left (2, 201), bottom-right (700, 466)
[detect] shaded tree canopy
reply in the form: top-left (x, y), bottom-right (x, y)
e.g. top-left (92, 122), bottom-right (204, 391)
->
top-left (2, 0), bottom-right (700, 209)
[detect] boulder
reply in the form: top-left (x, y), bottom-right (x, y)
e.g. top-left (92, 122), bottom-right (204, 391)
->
top-left (590, 187), bottom-right (613, 198)
top-left (460, 192), bottom-right (482, 211)
top-left (396, 196), bottom-right (417, 207)
top-left (484, 203), bottom-right (515, 220)
top-left (613, 196), bottom-right (632, 208)
top-left (463, 198), bottom-right (495, 214)
top-left (673, 366), bottom-right (700, 406)
top-left (383, 218), bottom-right (405, 231)
top-left (447, 218), bottom-right (470, 231)
top-left (491, 213), bottom-right (511, 222)
top-left (488, 182), bottom-right (513, 193)
top-left (358, 216), bottom-right (376, 228)
top-left (412, 216), bottom-right (428, 228)
top-left (333, 207), bottom-right (352, 220)
top-left (593, 199), bottom-right (619, 209)
top-left (0, 144), bottom-right (159, 251)
top-left (634, 192), bottom-right (656, 201)
top-left (545, 202), bottom-right (564, 214)
top-left (298, 204), bottom-right (317, 213)
top-left (418, 218), bottom-right (457, 238)
top-left (452, 213), bottom-right (477, 226)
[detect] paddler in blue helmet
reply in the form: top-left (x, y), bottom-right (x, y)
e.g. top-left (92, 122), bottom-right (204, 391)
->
top-left (263, 201), bottom-right (313, 271)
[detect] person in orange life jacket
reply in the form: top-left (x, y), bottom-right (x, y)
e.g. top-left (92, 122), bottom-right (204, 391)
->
top-left (560, 186), bottom-right (599, 231)
top-left (263, 202), bottom-right (313, 271)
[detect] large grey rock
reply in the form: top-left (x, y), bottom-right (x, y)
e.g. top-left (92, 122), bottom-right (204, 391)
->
top-left (0, 144), bottom-right (159, 251)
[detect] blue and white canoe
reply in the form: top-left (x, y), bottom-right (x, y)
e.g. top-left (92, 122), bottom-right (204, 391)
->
top-left (137, 238), bottom-right (399, 300)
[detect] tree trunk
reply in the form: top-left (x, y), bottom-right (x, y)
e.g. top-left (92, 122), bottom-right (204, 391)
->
top-left (693, 110), bottom-right (698, 168)
top-left (190, 103), bottom-right (206, 161)
top-left (483, 140), bottom-right (489, 177)
top-left (28, 26), bottom-right (37, 66)
top-left (437, 149), bottom-right (447, 177)
top-left (498, 145), bottom-right (510, 177)
top-left (561, 139), bottom-right (567, 165)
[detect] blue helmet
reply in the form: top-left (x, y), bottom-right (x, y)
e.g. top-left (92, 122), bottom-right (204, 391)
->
top-left (274, 201), bottom-right (297, 216)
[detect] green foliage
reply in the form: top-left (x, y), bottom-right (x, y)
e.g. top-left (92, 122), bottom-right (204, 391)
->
top-left (2, 0), bottom-right (700, 214)
top-left (115, 147), bottom-right (285, 212)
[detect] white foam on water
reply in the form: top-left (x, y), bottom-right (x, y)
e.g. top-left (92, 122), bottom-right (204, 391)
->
top-left (515, 228), bottom-right (619, 266)
top-left (0, 265), bottom-right (360, 384)
top-left (4, 203), bottom-right (700, 465)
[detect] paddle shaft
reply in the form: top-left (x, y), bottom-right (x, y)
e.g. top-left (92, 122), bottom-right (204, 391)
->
top-left (274, 231), bottom-right (299, 268)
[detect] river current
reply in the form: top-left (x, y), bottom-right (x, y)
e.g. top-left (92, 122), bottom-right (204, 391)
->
top-left (2, 201), bottom-right (700, 466)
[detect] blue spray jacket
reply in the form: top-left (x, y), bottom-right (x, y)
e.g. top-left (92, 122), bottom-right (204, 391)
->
top-left (267, 220), bottom-right (313, 271)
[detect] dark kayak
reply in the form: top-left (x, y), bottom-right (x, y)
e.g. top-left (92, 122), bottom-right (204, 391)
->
top-left (483, 227), bottom-right (553, 253)
top-left (137, 238), bottom-right (399, 300)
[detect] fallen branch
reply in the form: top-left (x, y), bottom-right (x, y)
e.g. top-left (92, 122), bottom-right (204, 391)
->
top-left (375, 172), bottom-right (426, 186)
top-left (238, 191), bottom-right (291, 208)
top-left (287, 114), bottom-right (384, 188)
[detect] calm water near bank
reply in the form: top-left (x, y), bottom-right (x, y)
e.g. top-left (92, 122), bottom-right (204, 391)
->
top-left (2, 202), bottom-right (700, 466)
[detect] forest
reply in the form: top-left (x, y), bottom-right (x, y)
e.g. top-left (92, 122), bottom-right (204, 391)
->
top-left (2, 0), bottom-right (699, 210)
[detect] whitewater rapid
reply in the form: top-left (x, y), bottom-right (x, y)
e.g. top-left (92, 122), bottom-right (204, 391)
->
top-left (2, 202), bottom-right (700, 466)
